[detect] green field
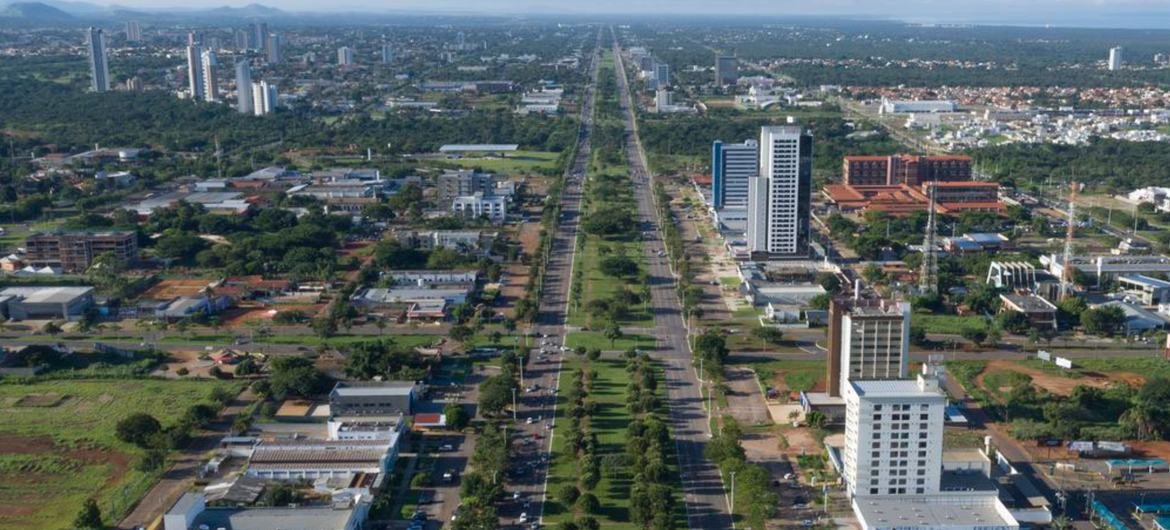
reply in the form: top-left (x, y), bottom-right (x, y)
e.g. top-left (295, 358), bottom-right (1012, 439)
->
top-left (543, 358), bottom-right (684, 528)
top-left (0, 379), bottom-right (238, 530)
top-left (748, 359), bottom-right (826, 394)
top-left (567, 235), bottom-right (654, 328)
top-left (914, 314), bottom-right (989, 335)
top-left (565, 331), bottom-right (657, 351)
top-left (444, 150), bottom-right (561, 174)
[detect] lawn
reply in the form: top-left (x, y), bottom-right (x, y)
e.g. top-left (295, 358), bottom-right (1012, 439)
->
top-left (0, 379), bottom-right (238, 530)
top-left (914, 314), bottom-right (989, 335)
top-left (565, 331), bottom-right (656, 351)
top-left (543, 357), bottom-right (685, 528)
top-left (566, 235), bottom-right (654, 328)
top-left (444, 150), bottom-right (561, 174)
top-left (747, 359), bottom-right (826, 394)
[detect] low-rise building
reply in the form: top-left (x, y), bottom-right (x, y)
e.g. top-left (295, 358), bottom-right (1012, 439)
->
top-left (0, 286), bottom-right (94, 320)
top-left (452, 193), bottom-right (507, 223)
top-left (1119, 274), bottom-right (1170, 305)
top-left (999, 293), bottom-right (1058, 330)
top-left (1044, 254), bottom-right (1170, 286)
top-left (245, 438), bottom-right (399, 481)
top-left (24, 231), bottom-right (138, 273)
top-left (329, 381), bottom-right (421, 416)
top-left (164, 492), bottom-right (371, 530)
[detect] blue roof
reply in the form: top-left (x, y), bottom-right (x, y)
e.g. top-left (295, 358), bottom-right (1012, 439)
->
top-left (966, 232), bottom-right (1007, 244)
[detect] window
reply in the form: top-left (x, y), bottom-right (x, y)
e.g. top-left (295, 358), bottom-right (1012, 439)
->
top-left (919, 432), bottom-right (928, 439)
top-left (916, 478), bottom-right (925, 485)
top-left (917, 469), bottom-right (926, 476)
top-left (872, 442), bottom-right (881, 449)
top-left (919, 442), bottom-right (927, 448)
top-left (870, 488), bottom-right (879, 495)
top-left (874, 405), bottom-right (882, 411)
top-left (915, 488), bottom-right (924, 494)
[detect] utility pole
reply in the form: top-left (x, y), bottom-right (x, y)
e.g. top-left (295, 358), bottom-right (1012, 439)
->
top-left (729, 470), bottom-right (737, 513)
top-left (512, 387), bottom-right (517, 421)
top-left (1061, 181), bottom-right (1078, 300)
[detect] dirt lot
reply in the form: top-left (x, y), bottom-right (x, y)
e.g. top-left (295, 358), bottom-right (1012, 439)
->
top-left (976, 359), bottom-right (1145, 396)
top-left (725, 366), bottom-right (772, 426)
top-left (0, 435), bottom-right (131, 524)
top-left (139, 278), bottom-right (212, 300)
top-left (219, 303), bottom-right (327, 327)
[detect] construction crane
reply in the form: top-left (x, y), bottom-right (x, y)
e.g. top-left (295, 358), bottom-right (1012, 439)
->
top-left (1061, 181), bottom-right (1078, 300)
top-left (918, 180), bottom-right (939, 295)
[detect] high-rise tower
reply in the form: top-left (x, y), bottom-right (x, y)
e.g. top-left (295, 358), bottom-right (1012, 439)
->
top-left (86, 28), bottom-right (110, 92)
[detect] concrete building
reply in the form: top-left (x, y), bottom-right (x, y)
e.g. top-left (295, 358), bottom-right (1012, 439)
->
top-left (0, 286), bottom-right (94, 320)
top-left (330, 381), bottom-right (420, 416)
top-left (437, 170), bottom-right (496, 204)
top-left (86, 27), bottom-right (110, 92)
top-left (715, 54), bottom-right (738, 86)
top-left (234, 60), bottom-right (252, 114)
top-left (338, 46), bottom-right (355, 66)
top-left (879, 98), bottom-right (958, 114)
top-left (24, 231), bottom-right (138, 272)
top-left (746, 126), bottom-right (813, 258)
top-left (712, 139), bottom-right (758, 210)
top-left (835, 299), bottom-right (911, 391)
top-left (843, 155), bottom-right (973, 186)
top-left (200, 49), bottom-right (218, 102)
top-left (186, 42), bottom-right (205, 100)
top-left (251, 80), bottom-right (277, 116)
top-left (251, 22), bottom-right (268, 51)
top-left (843, 375), bottom-right (947, 497)
top-left (452, 193), bottom-right (507, 223)
top-left (246, 438), bottom-right (398, 481)
top-left (265, 33), bottom-right (283, 64)
top-left (164, 492), bottom-right (371, 530)
top-left (381, 43), bottom-right (394, 63)
top-left (1044, 254), bottom-right (1170, 286)
top-left (999, 293), bottom-right (1058, 330)
top-left (1109, 46), bottom-right (1124, 70)
top-left (986, 261), bottom-right (1039, 291)
top-left (124, 21), bottom-right (141, 42)
top-left (653, 62), bottom-right (670, 89)
top-left (1119, 274), bottom-right (1170, 305)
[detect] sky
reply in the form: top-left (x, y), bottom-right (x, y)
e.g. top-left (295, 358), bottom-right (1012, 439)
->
top-left (87, 0), bottom-right (1170, 28)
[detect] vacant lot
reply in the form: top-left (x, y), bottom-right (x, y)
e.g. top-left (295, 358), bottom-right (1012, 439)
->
top-left (0, 379), bottom-right (236, 530)
top-left (444, 150), bottom-right (562, 175)
top-left (978, 359), bottom-right (1146, 397)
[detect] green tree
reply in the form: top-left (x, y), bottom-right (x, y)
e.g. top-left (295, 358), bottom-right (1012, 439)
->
top-left (603, 319), bottom-right (624, 348)
top-left (268, 357), bottom-right (330, 398)
top-left (115, 413), bottom-right (162, 448)
top-left (445, 402), bottom-right (470, 431)
top-left (73, 498), bottom-right (103, 530)
top-left (1081, 305), bottom-right (1126, 337)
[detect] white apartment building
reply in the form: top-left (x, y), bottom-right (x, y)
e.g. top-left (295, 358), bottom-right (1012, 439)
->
top-left (746, 126), bottom-right (812, 257)
top-left (200, 50), bottom-right (218, 102)
top-left (251, 81), bottom-right (277, 116)
top-left (234, 60), bottom-right (252, 114)
top-left (840, 301), bottom-right (911, 385)
top-left (86, 27), bottom-right (109, 92)
top-left (452, 193), bottom-right (507, 223)
top-left (1109, 46), bottom-right (1124, 70)
top-left (186, 44), bottom-right (205, 100)
top-left (338, 46), bottom-right (355, 66)
top-left (843, 375), bottom-right (946, 498)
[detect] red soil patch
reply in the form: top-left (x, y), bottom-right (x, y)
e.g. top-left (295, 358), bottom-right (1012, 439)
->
top-left (0, 435), bottom-right (132, 519)
top-left (978, 359), bottom-right (1145, 397)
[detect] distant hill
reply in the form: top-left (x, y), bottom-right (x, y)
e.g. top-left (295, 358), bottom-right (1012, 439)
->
top-left (204, 3), bottom-right (284, 17)
top-left (0, 1), bottom-right (74, 20)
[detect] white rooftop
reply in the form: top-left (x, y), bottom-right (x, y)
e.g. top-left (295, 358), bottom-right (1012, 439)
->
top-left (850, 378), bottom-right (945, 398)
top-left (0, 286), bottom-right (94, 304)
top-left (853, 492), bottom-right (1017, 530)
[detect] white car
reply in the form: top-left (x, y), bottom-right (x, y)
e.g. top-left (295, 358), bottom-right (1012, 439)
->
top-left (519, 513), bottom-right (529, 523)
top-left (513, 491), bottom-right (522, 500)
top-left (526, 417), bottom-right (535, 424)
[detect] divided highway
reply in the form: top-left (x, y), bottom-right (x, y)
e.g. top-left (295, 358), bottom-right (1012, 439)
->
top-left (610, 33), bottom-right (736, 530)
top-left (499, 32), bottom-right (601, 529)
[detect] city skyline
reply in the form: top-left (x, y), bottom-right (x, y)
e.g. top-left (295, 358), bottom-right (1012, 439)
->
top-left (14, 0), bottom-right (1170, 29)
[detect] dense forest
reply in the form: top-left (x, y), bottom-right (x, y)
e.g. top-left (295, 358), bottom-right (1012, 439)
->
top-left (637, 113), bottom-right (903, 175)
top-left (971, 139), bottom-right (1170, 193)
top-left (0, 78), bottom-right (579, 156)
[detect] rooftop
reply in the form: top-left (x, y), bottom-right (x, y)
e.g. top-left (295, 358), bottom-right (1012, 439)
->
top-left (1000, 293), bottom-right (1057, 313)
top-left (853, 491), bottom-right (1015, 529)
top-left (850, 378), bottom-right (945, 398)
top-left (331, 381), bottom-right (418, 397)
top-left (1121, 274), bottom-right (1170, 289)
top-left (0, 286), bottom-right (94, 304)
top-left (438, 144), bottom-right (519, 152)
top-left (190, 503), bottom-right (359, 530)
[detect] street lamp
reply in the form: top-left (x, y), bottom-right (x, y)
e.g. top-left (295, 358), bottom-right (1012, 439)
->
top-left (512, 387), bottom-right (517, 421)
top-left (729, 470), bottom-right (737, 515)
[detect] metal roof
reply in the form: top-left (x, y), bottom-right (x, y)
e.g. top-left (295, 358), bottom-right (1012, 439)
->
top-left (438, 144), bottom-right (519, 152)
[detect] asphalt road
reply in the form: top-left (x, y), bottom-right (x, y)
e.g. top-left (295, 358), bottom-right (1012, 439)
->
top-left (498, 31), bottom-right (601, 529)
top-left (611, 34), bottom-right (736, 529)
